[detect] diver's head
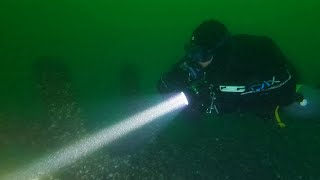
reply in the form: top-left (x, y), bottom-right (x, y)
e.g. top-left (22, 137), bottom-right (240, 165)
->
top-left (185, 19), bottom-right (231, 67)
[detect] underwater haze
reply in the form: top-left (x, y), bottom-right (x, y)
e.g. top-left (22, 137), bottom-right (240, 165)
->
top-left (1, 0), bottom-right (320, 179)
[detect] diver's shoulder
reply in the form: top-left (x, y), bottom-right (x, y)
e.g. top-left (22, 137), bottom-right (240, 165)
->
top-left (232, 34), bottom-right (274, 43)
top-left (231, 34), bottom-right (279, 51)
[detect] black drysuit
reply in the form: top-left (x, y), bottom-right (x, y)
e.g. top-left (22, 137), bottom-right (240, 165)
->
top-left (157, 34), bottom-right (298, 119)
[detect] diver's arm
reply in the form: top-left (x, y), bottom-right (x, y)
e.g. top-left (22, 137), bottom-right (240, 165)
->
top-left (157, 63), bottom-right (188, 95)
top-left (157, 59), bottom-right (210, 119)
top-left (157, 57), bottom-right (201, 95)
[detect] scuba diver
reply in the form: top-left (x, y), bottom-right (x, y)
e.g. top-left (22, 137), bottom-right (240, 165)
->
top-left (157, 19), bottom-right (308, 127)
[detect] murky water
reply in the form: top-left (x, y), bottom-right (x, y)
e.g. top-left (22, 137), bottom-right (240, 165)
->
top-left (1, 0), bottom-right (320, 179)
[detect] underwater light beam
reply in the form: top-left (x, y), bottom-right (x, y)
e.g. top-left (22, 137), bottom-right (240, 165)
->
top-left (4, 92), bottom-right (188, 180)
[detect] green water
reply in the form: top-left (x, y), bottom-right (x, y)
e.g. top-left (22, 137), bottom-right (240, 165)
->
top-left (0, 0), bottom-right (319, 179)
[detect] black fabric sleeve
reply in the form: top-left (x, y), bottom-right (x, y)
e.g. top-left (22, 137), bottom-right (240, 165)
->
top-left (157, 61), bottom-right (189, 95)
top-left (156, 60), bottom-right (208, 121)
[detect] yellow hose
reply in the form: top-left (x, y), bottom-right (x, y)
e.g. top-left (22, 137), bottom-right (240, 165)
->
top-left (275, 106), bottom-right (286, 128)
top-left (273, 84), bottom-right (303, 128)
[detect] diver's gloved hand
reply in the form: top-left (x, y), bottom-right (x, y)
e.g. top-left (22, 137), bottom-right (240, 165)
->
top-left (182, 80), bottom-right (211, 113)
top-left (157, 58), bottom-right (205, 96)
top-left (178, 59), bottom-right (205, 81)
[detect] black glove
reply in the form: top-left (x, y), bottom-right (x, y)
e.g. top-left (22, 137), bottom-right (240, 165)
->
top-left (178, 60), bottom-right (205, 81)
top-left (157, 58), bottom-right (205, 95)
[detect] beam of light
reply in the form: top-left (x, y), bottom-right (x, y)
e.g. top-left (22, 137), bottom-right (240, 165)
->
top-left (3, 92), bottom-right (188, 180)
